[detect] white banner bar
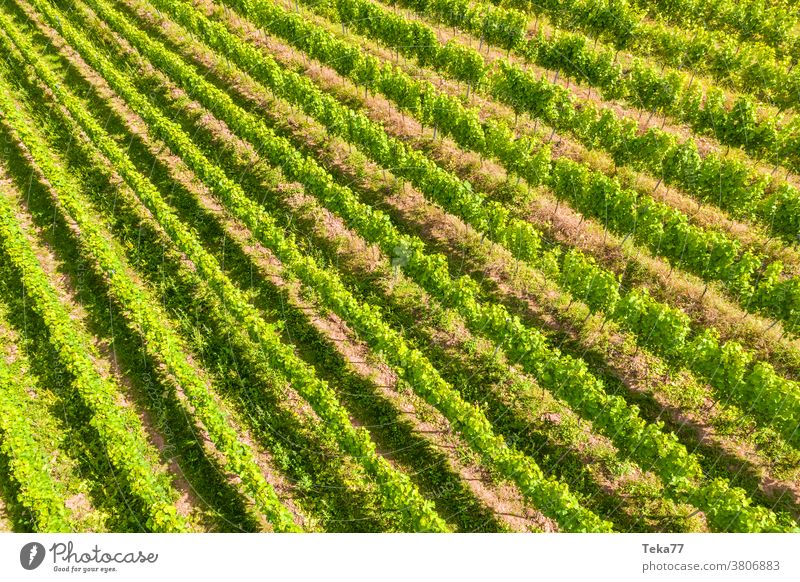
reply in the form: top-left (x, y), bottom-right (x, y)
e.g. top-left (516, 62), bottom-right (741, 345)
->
top-left (1, 533), bottom-right (797, 581)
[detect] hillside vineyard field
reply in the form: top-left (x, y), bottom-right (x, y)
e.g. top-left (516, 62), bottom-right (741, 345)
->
top-left (1, 0), bottom-right (800, 534)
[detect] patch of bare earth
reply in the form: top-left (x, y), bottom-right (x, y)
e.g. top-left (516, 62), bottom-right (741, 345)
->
top-left (0, 497), bottom-right (12, 532)
top-left (64, 494), bottom-right (93, 524)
